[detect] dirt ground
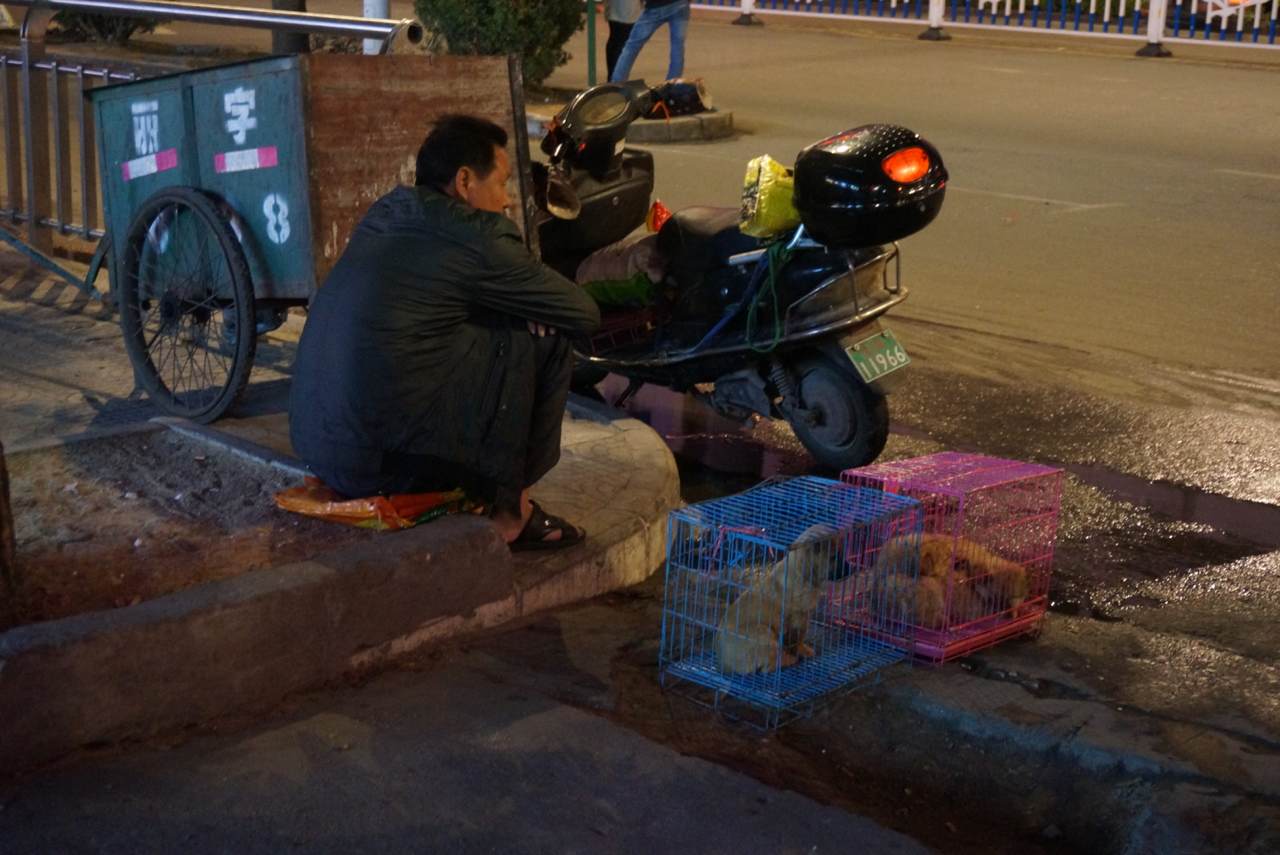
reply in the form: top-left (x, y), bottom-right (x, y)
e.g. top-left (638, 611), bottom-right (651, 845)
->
top-left (2, 428), bottom-right (376, 629)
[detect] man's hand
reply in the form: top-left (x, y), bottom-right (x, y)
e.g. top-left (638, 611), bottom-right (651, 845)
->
top-left (527, 321), bottom-right (557, 337)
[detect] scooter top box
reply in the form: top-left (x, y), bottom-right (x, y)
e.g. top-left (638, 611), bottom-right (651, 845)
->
top-left (793, 124), bottom-right (948, 249)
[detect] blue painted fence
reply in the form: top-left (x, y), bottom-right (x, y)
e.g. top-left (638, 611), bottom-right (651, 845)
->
top-left (692, 0), bottom-right (1280, 48)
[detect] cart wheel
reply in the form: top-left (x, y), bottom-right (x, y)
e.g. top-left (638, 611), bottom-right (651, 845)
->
top-left (117, 187), bottom-right (255, 423)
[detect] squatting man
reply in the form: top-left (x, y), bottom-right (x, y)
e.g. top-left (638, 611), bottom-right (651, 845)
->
top-left (290, 115), bottom-right (600, 549)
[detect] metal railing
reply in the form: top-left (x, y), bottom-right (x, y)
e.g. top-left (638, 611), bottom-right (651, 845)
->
top-left (700, 0), bottom-right (1280, 51)
top-left (0, 1), bottom-right (424, 295)
top-left (0, 56), bottom-right (136, 242)
top-left (3, 0), bottom-right (425, 45)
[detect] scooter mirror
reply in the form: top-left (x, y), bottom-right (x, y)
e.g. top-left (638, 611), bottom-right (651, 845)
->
top-left (546, 170), bottom-right (581, 220)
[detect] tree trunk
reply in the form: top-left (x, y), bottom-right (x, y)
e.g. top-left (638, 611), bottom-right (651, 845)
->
top-left (270, 0), bottom-right (311, 55)
top-left (0, 439), bottom-right (16, 596)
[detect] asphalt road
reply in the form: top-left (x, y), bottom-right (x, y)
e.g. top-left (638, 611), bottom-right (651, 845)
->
top-left (542, 13), bottom-right (1280, 382)
top-left (107, 6), bottom-right (1280, 381)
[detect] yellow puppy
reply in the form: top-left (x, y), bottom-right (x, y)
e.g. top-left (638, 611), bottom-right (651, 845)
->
top-left (871, 532), bottom-right (1029, 628)
top-left (715, 524), bottom-right (840, 675)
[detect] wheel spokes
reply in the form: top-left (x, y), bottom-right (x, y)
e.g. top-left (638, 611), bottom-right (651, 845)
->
top-left (127, 200), bottom-right (243, 415)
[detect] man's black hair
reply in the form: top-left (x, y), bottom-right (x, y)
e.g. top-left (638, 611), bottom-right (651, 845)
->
top-left (415, 114), bottom-right (509, 191)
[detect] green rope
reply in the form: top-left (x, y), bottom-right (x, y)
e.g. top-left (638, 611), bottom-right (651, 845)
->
top-left (745, 240), bottom-right (793, 354)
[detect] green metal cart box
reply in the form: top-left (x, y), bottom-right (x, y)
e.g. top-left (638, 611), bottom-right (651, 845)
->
top-left (88, 53), bottom-right (532, 422)
top-left (94, 55), bottom-right (314, 300)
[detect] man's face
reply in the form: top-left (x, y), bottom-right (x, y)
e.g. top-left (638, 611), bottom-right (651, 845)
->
top-left (453, 146), bottom-right (512, 215)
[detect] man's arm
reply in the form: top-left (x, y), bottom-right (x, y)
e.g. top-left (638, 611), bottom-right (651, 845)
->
top-left (472, 229), bottom-right (601, 335)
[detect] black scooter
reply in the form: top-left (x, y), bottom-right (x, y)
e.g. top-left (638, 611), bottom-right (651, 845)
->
top-left (533, 83), bottom-right (947, 470)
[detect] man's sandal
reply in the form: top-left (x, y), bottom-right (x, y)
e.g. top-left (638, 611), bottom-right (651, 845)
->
top-left (510, 500), bottom-right (586, 552)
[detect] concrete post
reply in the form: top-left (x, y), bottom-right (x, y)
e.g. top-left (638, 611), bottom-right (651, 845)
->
top-left (1137, 0), bottom-right (1172, 56)
top-left (919, 0), bottom-right (951, 40)
top-left (362, 0), bottom-right (388, 54)
top-left (733, 0), bottom-right (764, 26)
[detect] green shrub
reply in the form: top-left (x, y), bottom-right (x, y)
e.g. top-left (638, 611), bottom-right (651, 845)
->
top-left (53, 12), bottom-right (160, 45)
top-left (413, 0), bottom-right (583, 86)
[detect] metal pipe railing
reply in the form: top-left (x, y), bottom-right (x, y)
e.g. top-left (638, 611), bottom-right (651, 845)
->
top-left (0, 54), bottom-right (138, 83)
top-left (1, 0), bottom-right (424, 46)
top-left (1, 1), bottom-right (426, 297)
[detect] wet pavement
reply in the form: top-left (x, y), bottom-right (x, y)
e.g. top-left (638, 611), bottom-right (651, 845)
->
top-left (594, 311), bottom-right (1280, 601)
top-left (578, 287), bottom-right (1279, 855)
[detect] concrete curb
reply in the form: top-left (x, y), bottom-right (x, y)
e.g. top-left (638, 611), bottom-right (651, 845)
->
top-left (626, 110), bottom-right (735, 144)
top-left (526, 109), bottom-right (734, 144)
top-left (151, 417), bottom-right (308, 479)
top-left (5, 420), bottom-right (163, 457)
top-left (0, 407), bottom-right (680, 774)
top-left (879, 621), bottom-right (1280, 801)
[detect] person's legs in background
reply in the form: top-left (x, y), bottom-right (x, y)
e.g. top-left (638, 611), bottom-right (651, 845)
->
top-left (609, 7), bottom-right (663, 83)
top-left (613, 2), bottom-right (693, 84)
top-left (606, 19), bottom-right (635, 82)
top-left (666, 1), bottom-right (691, 81)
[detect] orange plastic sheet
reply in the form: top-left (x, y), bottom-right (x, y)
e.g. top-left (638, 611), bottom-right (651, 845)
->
top-left (274, 477), bottom-right (478, 531)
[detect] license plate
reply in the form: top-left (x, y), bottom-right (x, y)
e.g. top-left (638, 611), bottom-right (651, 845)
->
top-left (845, 328), bottom-right (911, 384)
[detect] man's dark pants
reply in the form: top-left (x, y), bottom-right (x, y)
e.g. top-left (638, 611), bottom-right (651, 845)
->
top-left (606, 20), bottom-right (635, 82)
top-left (314, 327), bottom-right (573, 517)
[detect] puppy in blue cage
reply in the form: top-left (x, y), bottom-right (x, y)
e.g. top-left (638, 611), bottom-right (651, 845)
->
top-left (714, 524), bottom-right (842, 675)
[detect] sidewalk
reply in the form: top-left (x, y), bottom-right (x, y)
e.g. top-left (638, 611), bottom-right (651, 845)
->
top-left (0, 248), bottom-right (682, 775)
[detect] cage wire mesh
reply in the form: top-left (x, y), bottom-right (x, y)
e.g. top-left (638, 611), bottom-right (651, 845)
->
top-left (659, 476), bottom-right (924, 729)
top-left (842, 452), bottom-right (1064, 663)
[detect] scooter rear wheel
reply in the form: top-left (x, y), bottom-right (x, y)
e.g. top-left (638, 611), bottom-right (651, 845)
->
top-left (786, 356), bottom-right (889, 471)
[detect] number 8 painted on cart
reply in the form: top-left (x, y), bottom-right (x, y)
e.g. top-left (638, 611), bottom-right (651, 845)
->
top-left (263, 193), bottom-right (290, 245)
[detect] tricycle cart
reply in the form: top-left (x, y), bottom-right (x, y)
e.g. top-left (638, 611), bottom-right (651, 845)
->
top-left (87, 51), bottom-right (535, 422)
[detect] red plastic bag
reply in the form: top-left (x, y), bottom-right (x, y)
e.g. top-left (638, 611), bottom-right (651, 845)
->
top-left (646, 200), bottom-right (673, 233)
top-left (274, 477), bottom-right (478, 531)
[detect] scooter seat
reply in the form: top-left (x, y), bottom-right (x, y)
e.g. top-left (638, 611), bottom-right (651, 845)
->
top-left (657, 206), bottom-right (760, 289)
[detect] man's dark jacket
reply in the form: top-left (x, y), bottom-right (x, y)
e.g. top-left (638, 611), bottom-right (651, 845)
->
top-left (289, 186), bottom-right (600, 488)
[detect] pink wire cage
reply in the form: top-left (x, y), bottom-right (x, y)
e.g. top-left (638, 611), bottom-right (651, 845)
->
top-left (841, 452), bottom-right (1064, 663)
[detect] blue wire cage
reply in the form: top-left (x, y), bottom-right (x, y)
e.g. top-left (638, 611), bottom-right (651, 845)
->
top-left (659, 476), bottom-right (924, 729)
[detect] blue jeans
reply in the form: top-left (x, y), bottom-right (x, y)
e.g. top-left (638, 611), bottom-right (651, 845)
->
top-left (609, 1), bottom-right (691, 84)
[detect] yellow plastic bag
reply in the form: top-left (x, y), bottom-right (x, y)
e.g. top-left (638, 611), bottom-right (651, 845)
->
top-left (275, 477), bottom-right (478, 531)
top-left (740, 155), bottom-right (801, 239)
